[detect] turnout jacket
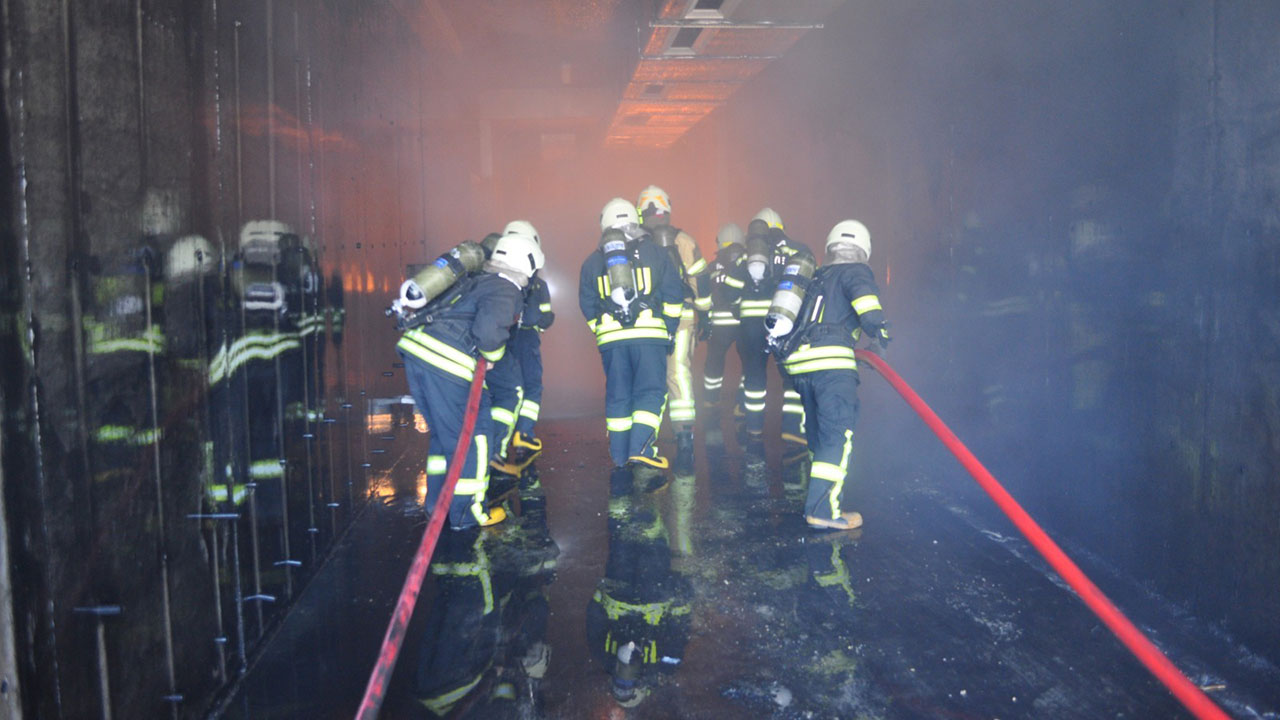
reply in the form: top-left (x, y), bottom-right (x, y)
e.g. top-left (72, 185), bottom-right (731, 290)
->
top-left (696, 246), bottom-right (746, 326)
top-left (519, 272), bottom-right (554, 331)
top-left (781, 261), bottom-right (886, 376)
top-left (578, 235), bottom-right (686, 347)
top-left (397, 272), bottom-right (523, 383)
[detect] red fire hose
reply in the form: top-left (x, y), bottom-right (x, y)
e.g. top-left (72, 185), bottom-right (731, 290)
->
top-left (854, 350), bottom-right (1229, 720)
top-left (355, 361), bottom-right (488, 720)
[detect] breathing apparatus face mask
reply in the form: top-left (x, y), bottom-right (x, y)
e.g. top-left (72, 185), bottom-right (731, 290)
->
top-left (485, 257), bottom-right (531, 289)
top-left (641, 207), bottom-right (670, 227)
top-left (827, 243), bottom-right (869, 265)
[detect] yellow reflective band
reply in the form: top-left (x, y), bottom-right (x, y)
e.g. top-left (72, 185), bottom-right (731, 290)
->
top-left (426, 455), bottom-right (448, 474)
top-left (539, 302), bottom-right (552, 313)
top-left (632, 410), bottom-right (661, 429)
top-left (694, 297), bottom-right (713, 310)
top-left (518, 399), bottom-right (541, 421)
top-left (587, 318), bottom-right (598, 333)
top-left (785, 344), bottom-right (856, 363)
top-left (480, 345), bottom-right (505, 363)
top-left (783, 403), bottom-right (805, 414)
top-left (784, 390), bottom-right (801, 400)
top-left (852, 294), bottom-right (883, 315)
top-left (419, 673), bottom-right (484, 715)
top-left (743, 389), bottom-right (767, 399)
top-left (251, 460), bottom-right (284, 479)
top-left (724, 276), bottom-right (745, 289)
top-left (595, 590), bottom-right (692, 625)
top-left (94, 425), bottom-right (133, 444)
top-left (663, 302), bottom-right (684, 318)
top-left (606, 417), bottom-right (633, 432)
top-left (406, 328), bottom-right (476, 368)
top-left (491, 407), bottom-right (516, 426)
top-left (456, 434), bottom-right (490, 497)
top-left (811, 461), bottom-right (845, 482)
top-left (743, 402), bottom-right (766, 412)
top-left (680, 308), bottom-right (695, 319)
top-left (687, 257), bottom-right (707, 275)
top-left (397, 331), bottom-right (477, 382)
top-left (785, 358), bottom-right (858, 374)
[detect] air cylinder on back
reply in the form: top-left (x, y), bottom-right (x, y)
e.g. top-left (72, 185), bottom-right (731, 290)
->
top-left (765, 250), bottom-right (817, 338)
top-left (600, 228), bottom-right (636, 307)
top-left (402, 240), bottom-right (486, 309)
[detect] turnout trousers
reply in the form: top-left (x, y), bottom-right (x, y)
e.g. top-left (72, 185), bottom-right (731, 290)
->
top-left (791, 368), bottom-right (860, 521)
top-left (737, 318), bottom-right (769, 433)
top-left (487, 349), bottom-right (523, 461)
top-left (512, 328), bottom-right (544, 438)
top-left (665, 314), bottom-right (697, 433)
top-left (701, 323), bottom-right (738, 405)
top-left (600, 342), bottom-right (669, 467)
top-left (400, 349), bottom-right (496, 529)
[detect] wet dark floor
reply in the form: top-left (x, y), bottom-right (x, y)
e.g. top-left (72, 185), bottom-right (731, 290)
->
top-left (222, 402), bottom-right (1280, 719)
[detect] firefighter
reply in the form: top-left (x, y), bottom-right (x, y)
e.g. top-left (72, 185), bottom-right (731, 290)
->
top-left (734, 217), bottom-right (776, 441)
top-left (697, 223), bottom-right (746, 419)
top-left (766, 225), bottom-right (814, 448)
top-left (636, 186), bottom-right (707, 458)
top-left (397, 232), bottom-right (542, 529)
top-left (506, 222), bottom-right (555, 457)
top-left (488, 221), bottom-right (553, 471)
top-left (475, 231), bottom-right (524, 468)
top-left (769, 220), bottom-right (890, 530)
top-left (578, 198), bottom-right (686, 470)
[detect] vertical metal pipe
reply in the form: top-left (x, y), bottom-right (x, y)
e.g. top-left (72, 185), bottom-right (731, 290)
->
top-left (134, 0), bottom-right (147, 183)
top-left (94, 619), bottom-right (111, 720)
top-left (266, 0), bottom-right (276, 219)
top-left (232, 20), bottom-right (243, 229)
top-left (142, 259), bottom-right (179, 718)
top-left (60, 0), bottom-right (102, 714)
top-left (293, 4), bottom-right (318, 562)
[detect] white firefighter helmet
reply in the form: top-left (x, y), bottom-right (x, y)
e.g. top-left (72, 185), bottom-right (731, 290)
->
top-left (502, 219), bottom-right (540, 246)
top-left (716, 223), bottom-right (744, 248)
top-left (751, 207), bottom-right (784, 230)
top-left (165, 235), bottom-right (216, 279)
top-left (492, 232), bottom-right (545, 276)
top-left (825, 219), bottom-right (872, 259)
top-left (636, 185), bottom-right (672, 215)
top-left (600, 197), bottom-right (639, 231)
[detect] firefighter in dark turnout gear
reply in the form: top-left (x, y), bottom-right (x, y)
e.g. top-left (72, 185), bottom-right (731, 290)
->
top-left (767, 226), bottom-right (813, 446)
top-left (698, 224), bottom-right (746, 411)
top-left (769, 220), bottom-right (889, 530)
top-left (490, 220), bottom-right (554, 466)
top-left (397, 233), bottom-right (542, 529)
top-left (579, 198), bottom-right (686, 469)
top-left (501, 221), bottom-right (554, 456)
top-left (636, 186), bottom-right (707, 457)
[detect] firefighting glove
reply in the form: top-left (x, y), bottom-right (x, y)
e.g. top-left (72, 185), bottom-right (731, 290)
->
top-left (876, 322), bottom-right (892, 350)
top-left (697, 314), bottom-right (712, 341)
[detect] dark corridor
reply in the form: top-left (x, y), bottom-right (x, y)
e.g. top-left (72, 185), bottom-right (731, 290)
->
top-left (2, 1), bottom-right (1279, 719)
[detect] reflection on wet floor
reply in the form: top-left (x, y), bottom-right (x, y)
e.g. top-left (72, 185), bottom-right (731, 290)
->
top-left (227, 414), bottom-right (1280, 719)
